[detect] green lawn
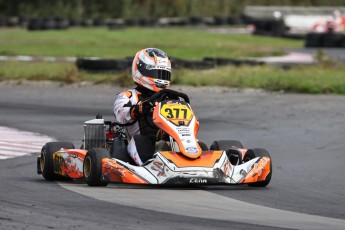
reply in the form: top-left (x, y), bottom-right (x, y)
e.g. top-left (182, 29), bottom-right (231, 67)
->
top-left (0, 27), bottom-right (302, 59)
top-left (1, 61), bottom-right (345, 95)
top-left (1, 27), bottom-right (344, 95)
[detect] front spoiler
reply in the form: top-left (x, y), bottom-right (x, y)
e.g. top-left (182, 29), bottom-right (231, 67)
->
top-left (101, 151), bottom-right (271, 185)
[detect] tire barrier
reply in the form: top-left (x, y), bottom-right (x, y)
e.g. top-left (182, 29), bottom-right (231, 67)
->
top-left (305, 32), bottom-right (345, 48)
top-left (27, 17), bottom-right (69, 31)
top-left (0, 16), bottom-right (250, 29)
top-left (76, 56), bottom-right (264, 72)
top-left (203, 57), bottom-right (264, 67)
top-left (76, 58), bottom-right (132, 72)
top-left (252, 19), bottom-right (288, 37)
top-left (171, 57), bottom-right (214, 69)
top-left (2, 15), bottom-right (298, 30)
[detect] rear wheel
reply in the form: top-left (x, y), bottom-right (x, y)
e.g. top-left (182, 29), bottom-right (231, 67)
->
top-left (210, 140), bottom-right (243, 150)
top-left (244, 148), bottom-right (272, 187)
top-left (40, 142), bottom-right (75, 181)
top-left (84, 148), bottom-right (110, 186)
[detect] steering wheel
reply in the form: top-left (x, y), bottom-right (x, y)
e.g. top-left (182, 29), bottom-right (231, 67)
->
top-left (143, 89), bottom-right (190, 128)
top-left (146, 89), bottom-right (190, 107)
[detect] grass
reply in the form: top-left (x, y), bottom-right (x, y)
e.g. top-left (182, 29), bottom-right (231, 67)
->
top-left (174, 64), bottom-right (345, 94)
top-left (0, 62), bottom-right (128, 85)
top-left (1, 61), bottom-right (345, 95)
top-left (0, 27), bottom-right (302, 59)
top-left (0, 27), bottom-right (344, 95)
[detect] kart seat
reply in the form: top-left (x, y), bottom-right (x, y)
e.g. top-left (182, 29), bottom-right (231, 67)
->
top-left (110, 136), bottom-right (135, 165)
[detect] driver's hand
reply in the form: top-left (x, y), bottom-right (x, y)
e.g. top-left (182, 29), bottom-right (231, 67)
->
top-left (129, 100), bottom-right (152, 120)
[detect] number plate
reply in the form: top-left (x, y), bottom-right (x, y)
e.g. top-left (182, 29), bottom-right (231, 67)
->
top-left (160, 101), bottom-right (193, 126)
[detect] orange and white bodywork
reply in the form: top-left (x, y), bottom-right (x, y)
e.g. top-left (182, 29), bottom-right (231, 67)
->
top-left (98, 99), bottom-right (271, 185)
top-left (52, 149), bottom-right (87, 179)
top-left (99, 149), bottom-right (270, 185)
top-left (44, 96), bottom-right (271, 186)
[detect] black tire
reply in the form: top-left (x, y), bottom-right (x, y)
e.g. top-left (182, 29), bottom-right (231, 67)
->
top-left (305, 33), bottom-right (323, 48)
top-left (340, 35), bottom-right (345, 48)
top-left (27, 18), bottom-right (43, 31)
top-left (76, 58), bottom-right (130, 71)
top-left (40, 142), bottom-right (75, 181)
top-left (198, 141), bottom-right (209, 151)
top-left (243, 148), bottom-right (272, 187)
top-left (210, 140), bottom-right (244, 150)
top-left (323, 33), bottom-right (343, 47)
top-left (83, 148), bottom-right (110, 186)
top-left (41, 18), bottom-right (56, 30)
top-left (155, 140), bottom-right (171, 152)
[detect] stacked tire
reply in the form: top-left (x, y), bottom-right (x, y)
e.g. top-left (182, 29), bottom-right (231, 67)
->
top-left (76, 58), bottom-right (132, 71)
top-left (305, 32), bottom-right (345, 48)
top-left (252, 19), bottom-right (288, 37)
top-left (27, 18), bottom-right (69, 31)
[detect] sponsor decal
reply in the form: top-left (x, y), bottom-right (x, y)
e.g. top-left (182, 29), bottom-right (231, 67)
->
top-left (186, 146), bottom-right (198, 154)
top-left (53, 152), bottom-right (83, 177)
top-left (112, 165), bottom-right (126, 177)
top-left (53, 153), bottom-right (64, 175)
top-left (103, 160), bottom-right (127, 178)
top-left (251, 157), bottom-right (270, 177)
top-left (166, 101), bottom-right (180, 106)
top-left (151, 161), bottom-right (167, 177)
top-left (222, 160), bottom-right (232, 177)
top-left (69, 153), bottom-right (78, 158)
top-left (176, 127), bottom-right (192, 136)
top-left (189, 178), bottom-right (207, 183)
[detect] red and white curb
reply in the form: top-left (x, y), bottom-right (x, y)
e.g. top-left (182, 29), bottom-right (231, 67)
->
top-left (257, 52), bottom-right (314, 64)
top-left (0, 126), bottom-right (54, 160)
top-left (0, 55), bottom-right (76, 63)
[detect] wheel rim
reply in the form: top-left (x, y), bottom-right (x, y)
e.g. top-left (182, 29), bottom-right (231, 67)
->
top-left (84, 156), bottom-right (92, 178)
top-left (40, 152), bottom-right (45, 172)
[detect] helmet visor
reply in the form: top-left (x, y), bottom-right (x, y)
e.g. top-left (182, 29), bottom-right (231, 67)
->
top-left (138, 60), bottom-right (171, 81)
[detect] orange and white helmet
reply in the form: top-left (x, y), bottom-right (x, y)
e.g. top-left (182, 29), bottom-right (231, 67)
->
top-left (132, 48), bottom-right (171, 92)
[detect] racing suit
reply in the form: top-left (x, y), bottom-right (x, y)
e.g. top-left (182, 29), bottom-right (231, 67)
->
top-left (113, 86), bottom-right (158, 165)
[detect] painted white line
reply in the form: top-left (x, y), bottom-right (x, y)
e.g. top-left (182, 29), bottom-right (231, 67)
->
top-left (0, 126), bottom-right (54, 159)
top-left (59, 183), bottom-right (345, 230)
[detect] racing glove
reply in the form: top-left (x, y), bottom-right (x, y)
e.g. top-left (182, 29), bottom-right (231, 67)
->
top-left (129, 101), bottom-right (152, 120)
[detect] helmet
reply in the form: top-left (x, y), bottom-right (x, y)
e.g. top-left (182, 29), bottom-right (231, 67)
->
top-left (132, 48), bottom-right (171, 92)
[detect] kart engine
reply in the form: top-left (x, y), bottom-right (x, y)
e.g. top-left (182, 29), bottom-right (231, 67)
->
top-left (83, 119), bottom-right (106, 150)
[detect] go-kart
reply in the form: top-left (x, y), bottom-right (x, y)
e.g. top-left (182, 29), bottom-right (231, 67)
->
top-left (37, 89), bottom-right (272, 187)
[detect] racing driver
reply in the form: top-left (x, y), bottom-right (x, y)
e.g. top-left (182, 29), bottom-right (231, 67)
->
top-left (113, 48), bottom-right (172, 165)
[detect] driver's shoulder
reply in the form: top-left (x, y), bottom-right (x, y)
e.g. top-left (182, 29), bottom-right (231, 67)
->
top-left (117, 88), bottom-right (140, 102)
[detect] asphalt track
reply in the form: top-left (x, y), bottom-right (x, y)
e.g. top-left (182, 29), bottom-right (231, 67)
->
top-left (0, 82), bottom-right (345, 230)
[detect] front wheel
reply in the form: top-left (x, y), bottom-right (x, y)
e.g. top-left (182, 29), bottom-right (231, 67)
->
top-left (244, 148), bottom-right (272, 187)
top-left (83, 148), bottom-right (110, 186)
top-left (210, 140), bottom-right (244, 150)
